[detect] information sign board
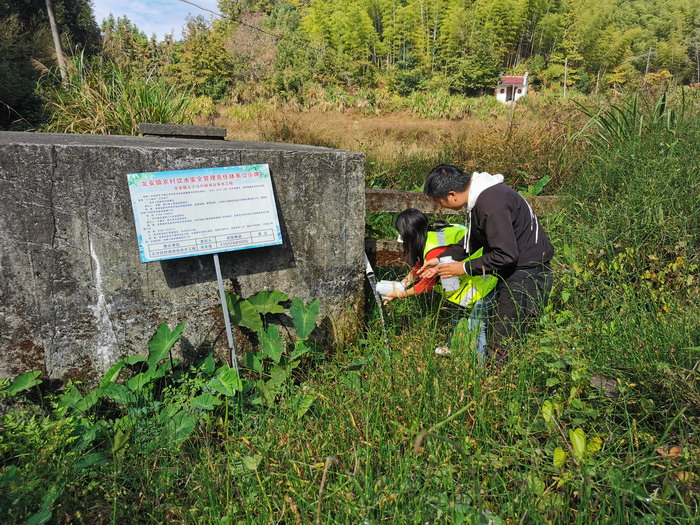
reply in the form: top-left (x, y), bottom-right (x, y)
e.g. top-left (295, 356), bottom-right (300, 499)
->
top-left (127, 164), bottom-right (282, 263)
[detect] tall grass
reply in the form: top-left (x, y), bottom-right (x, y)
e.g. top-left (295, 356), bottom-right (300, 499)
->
top-left (2, 90), bottom-right (698, 523)
top-left (39, 53), bottom-right (192, 135)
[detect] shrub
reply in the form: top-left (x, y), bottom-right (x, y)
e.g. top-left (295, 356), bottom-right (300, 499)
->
top-left (39, 53), bottom-right (192, 135)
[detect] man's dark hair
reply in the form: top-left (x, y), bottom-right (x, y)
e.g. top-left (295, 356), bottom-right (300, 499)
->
top-left (423, 164), bottom-right (470, 198)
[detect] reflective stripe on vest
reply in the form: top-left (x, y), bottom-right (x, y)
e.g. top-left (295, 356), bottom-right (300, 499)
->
top-left (423, 225), bottom-right (498, 308)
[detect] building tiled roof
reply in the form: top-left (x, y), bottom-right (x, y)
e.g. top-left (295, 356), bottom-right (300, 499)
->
top-left (499, 75), bottom-right (526, 85)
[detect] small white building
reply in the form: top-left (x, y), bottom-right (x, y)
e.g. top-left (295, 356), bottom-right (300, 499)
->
top-left (496, 73), bottom-right (529, 103)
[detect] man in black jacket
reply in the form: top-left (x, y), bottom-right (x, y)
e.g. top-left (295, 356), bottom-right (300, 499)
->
top-left (419, 164), bottom-right (554, 367)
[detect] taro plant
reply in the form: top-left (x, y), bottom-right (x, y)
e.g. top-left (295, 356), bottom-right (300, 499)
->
top-left (56, 322), bottom-right (245, 456)
top-left (225, 291), bottom-right (320, 414)
top-left (1, 322), bottom-right (244, 524)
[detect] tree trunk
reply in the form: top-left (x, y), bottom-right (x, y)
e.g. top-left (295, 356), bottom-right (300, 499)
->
top-left (45, 0), bottom-right (67, 82)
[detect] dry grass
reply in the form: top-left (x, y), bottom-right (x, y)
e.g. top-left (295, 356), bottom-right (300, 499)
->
top-left (197, 94), bottom-right (589, 190)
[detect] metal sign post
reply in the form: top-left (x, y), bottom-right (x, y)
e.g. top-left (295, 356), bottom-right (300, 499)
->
top-left (213, 253), bottom-right (238, 372)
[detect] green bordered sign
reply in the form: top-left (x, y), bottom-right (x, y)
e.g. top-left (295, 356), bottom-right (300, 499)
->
top-left (127, 164), bottom-right (282, 263)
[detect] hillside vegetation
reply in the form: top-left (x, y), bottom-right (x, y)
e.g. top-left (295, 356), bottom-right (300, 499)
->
top-left (2, 0), bottom-right (700, 130)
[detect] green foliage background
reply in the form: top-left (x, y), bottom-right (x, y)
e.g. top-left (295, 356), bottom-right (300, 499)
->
top-left (2, 0), bottom-right (700, 129)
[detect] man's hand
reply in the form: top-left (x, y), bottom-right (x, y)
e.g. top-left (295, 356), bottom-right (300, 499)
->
top-left (417, 258), bottom-right (439, 278)
top-left (436, 261), bottom-right (466, 278)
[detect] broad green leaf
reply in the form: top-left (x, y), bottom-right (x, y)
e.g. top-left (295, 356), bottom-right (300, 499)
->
top-left (527, 473), bottom-right (545, 494)
top-left (218, 368), bottom-right (242, 393)
top-left (7, 371), bottom-right (42, 396)
top-left (198, 354), bottom-right (216, 375)
top-left (291, 340), bottom-right (320, 361)
top-left (290, 298), bottom-right (319, 340)
top-left (586, 436), bottom-right (603, 455)
top-left (74, 452), bottom-right (109, 471)
top-left (166, 411), bottom-right (196, 442)
top-left (74, 390), bottom-right (99, 412)
top-left (248, 290), bottom-right (288, 315)
top-left (127, 368), bottom-right (154, 391)
top-left (258, 379), bottom-right (276, 405)
top-left (147, 322), bottom-right (185, 368)
top-left (242, 455), bottom-right (262, 471)
top-left (0, 465), bottom-right (19, 487)
top-left (344, 357), bottom-right (368, 371)
top-left (545, 377), bottom-right (560, 387)
top-left (292, 393), bottom-right (315, 419)
top-left (553, 447), bottom-right (567, 467)
top-left (100, 360), bottom-right (125, 387)
top-left (226, 293), bottom-right (263, 332)
top-left (208, 368), bottom-right (241, 397)
top-left (124, 354), bottom-right (147, 365)
top-left (75, 420), bottom-right (105, 447)
top-left (569, 428), bottom-right (587, 458)
top-left (541, 400), bottom-right (553, 424)
top-left (191, 393), bottom-right (222, 410)
top-left (208, 378), bottom-right (231, 397)
top-left (259, 324), bottom-right (283, 364)
top-left (100, 382), bottom-right (133, 405)
top-left (245, 352), bottom-right (263, 373)
top-left (58, 386), bottom-right (83, 410)
top-left (112, 427), bottom-right (132, 453)
top-left (269, 364), bottom-right (290, 385)
top-left (26, 510), bottom-right (52, 525)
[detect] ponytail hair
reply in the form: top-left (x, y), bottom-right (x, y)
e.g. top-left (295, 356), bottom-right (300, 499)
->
top-left (395, 208), bottom-right (430, 267)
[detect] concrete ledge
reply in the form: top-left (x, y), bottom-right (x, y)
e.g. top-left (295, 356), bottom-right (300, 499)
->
top-left (139, 123), bottom-right (227, 140)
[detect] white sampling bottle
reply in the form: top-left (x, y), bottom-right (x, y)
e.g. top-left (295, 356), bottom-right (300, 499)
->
top-left (438, 256), bottom-right (460, 292)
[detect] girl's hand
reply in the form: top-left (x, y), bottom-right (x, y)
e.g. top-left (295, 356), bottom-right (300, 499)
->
top-left (382, 285), bottom-right (404, 305)
top-left (417, 258), bottom-right (439, 278)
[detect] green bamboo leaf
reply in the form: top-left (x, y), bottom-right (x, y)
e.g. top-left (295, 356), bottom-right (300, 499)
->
top-left (7, 371), bottom-right (42, 396)
top-left (259, 324), bottom-right (283, 363)
top-left (248, 290), bottom-right (289, 315)
top-left (290, 298), bottom-right (319, 340)
top-left (570, 428), bottom-right (587, 458)
top-left (147, 322), bottom-right (185, 368)
top-left (226, 293), bottom-right (263, 332)
top-left (553, 447), bottom-right (567, 467)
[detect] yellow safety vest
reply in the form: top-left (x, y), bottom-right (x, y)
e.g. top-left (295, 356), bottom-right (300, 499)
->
top-left (423, 226), bottom-right (498, 308)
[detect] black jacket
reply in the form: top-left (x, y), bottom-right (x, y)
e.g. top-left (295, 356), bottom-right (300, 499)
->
top-left (442, 184), bottom-right (554, 275)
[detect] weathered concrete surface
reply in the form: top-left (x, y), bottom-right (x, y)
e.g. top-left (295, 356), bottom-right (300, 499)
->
top-left (0, 132), bottom-right (365, 382)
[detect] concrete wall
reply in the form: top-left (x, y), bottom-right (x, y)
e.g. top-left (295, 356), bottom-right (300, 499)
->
top-left (0, 132), bottom-right (365, 381)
